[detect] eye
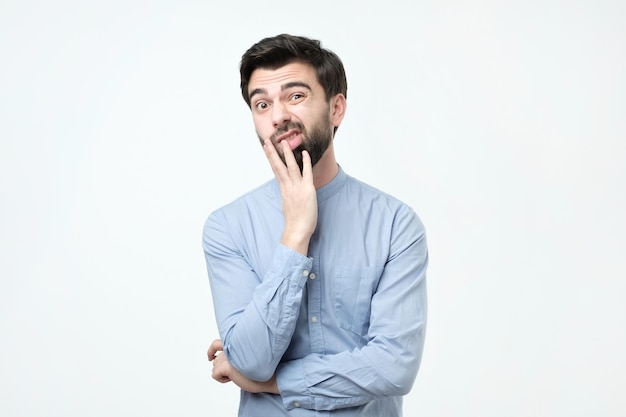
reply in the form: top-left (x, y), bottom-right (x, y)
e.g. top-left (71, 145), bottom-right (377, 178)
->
top-left (254, 101), bottom-right (269, 111)
top-left (289, 93), bottom-right (305, 101)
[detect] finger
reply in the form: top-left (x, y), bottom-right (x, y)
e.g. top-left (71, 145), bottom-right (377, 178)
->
top-left (207, 343), bottom-right (216, 361)
top-left (208, 339), bottom-right (224, 360)
top-left (263, 139), bottom-right (289, 180)
top-left (280, 140), bottom-right (300, 176)
top-left (207, 338), bottom-right (224, 361)
top-left (301, 149), bottom-right (312, 181)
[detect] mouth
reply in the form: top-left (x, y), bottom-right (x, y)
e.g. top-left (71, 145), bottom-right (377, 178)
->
top-left (276, 129), bottom-right (301, 143)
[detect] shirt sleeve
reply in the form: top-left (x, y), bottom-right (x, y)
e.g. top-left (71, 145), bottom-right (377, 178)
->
top-left (276, 206), bottom-right (428, 411)
top-left (203, 210), bottom-right (313, 382)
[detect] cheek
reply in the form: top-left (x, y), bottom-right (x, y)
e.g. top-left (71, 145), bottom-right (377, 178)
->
top-left (252, 117), bottom-right (271, 138)
top-left (291, 109), bottom-right (308, 123)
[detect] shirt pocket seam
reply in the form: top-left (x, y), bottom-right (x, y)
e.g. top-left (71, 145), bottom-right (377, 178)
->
top-left (334, 266), bottom-right (383, 336)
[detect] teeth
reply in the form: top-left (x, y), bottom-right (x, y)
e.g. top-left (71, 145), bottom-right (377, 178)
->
top-left (280, 132), bottom-right (297, 142)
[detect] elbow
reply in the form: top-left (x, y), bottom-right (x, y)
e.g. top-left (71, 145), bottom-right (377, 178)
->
top-left (385, 369), bottom-right (418, 397)
top-left (396, 379), bottom-right (417, 397)
top-left (378, 346), bottom-right (423, 397)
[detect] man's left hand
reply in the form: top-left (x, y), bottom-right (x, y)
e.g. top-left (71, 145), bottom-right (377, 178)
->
top-left (207, 339), bottom-right (280, 394)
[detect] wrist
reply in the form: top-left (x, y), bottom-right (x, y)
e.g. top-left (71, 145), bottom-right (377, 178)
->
top-left (265, 374), bottom-right (279, 395)
top-left (281, 232), bottom-right (311, 256)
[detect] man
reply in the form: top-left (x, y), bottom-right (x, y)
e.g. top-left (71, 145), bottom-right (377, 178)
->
top-left (203, 34), bottom-right (428, 416)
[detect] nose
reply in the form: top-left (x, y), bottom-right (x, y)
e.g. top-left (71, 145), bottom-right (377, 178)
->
top-left (271, 101), bottom-right (291, 128)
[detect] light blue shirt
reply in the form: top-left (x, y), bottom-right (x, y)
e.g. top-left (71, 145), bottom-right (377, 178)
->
top-left (203, 166), bottom-right (428, 416)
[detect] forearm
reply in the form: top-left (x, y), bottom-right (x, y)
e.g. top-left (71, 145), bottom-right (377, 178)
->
top-left (207, 242), bottom-right (312, 381)
top-left (276, 299), bottom-right (426, 410)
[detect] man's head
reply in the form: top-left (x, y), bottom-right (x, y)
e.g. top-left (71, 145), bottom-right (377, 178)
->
top-left (240, 34), bottom-right (347, 110)
top-left (240, 34), bottom-right (348, 172)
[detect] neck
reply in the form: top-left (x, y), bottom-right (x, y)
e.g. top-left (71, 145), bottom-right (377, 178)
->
top-left (311, 142), bottom-right (339, 189)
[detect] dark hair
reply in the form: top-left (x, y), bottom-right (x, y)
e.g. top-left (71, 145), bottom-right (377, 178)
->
top-left (240, 34), bottom-right (347, 107)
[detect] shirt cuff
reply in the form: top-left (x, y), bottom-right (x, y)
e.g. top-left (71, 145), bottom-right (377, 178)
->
top-left (276, 359), bottom-right (312, 410)
top-left (270, 244), bottom-right (313, 288)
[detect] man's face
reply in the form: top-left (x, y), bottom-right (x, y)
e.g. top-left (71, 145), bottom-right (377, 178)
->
top-left (248, 62), bottom-right (335, 172)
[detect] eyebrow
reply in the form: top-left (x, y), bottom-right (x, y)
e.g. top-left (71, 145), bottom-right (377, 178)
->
top-left (249, 81), bottom-right (312, 101)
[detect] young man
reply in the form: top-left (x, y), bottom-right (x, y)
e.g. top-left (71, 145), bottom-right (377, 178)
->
top-left (203, 34), bottom-right (428, 416)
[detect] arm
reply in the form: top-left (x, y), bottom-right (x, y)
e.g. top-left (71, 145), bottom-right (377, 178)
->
top-left (276, 207), bottom-right (428, 410)
top-left (203, 141), bottom-right (317, 382)
top-left (203, 221), bottom-right (311, 381)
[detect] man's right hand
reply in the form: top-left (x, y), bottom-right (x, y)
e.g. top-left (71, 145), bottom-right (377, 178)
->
top-left (263, 138), bottom-right (317, 256)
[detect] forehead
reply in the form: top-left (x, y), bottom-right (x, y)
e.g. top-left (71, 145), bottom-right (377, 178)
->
top-left (248, 62), bottom-right (319, 93)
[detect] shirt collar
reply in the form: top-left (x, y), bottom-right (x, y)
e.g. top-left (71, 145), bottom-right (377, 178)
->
top-left (316, 164), bottom-right (347, 202)
top-left (271, 165), bottom-right (347, 203)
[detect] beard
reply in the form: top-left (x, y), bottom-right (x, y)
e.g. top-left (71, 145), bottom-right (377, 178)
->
top-left (259, 116), bottom-right (333, 174)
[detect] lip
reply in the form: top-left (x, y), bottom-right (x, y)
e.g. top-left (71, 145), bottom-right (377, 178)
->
top-left (276, 129), bottom-right (301, 143)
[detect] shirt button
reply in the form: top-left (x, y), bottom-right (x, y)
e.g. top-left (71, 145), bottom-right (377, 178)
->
top-left (309, 273), bottom-right (316, 280)
top-left (311, 316), bottom-right (318, 323)
top-left (302, 270), bottom-right (309, 276)
top-left (294, 401), bottom-right (301, 408)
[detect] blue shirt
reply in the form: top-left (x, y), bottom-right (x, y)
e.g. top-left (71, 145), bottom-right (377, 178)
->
top-left (203, 167), bottom-right (428, 416)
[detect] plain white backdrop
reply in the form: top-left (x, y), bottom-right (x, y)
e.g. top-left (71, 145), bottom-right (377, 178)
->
top-left (1, 1), bottom-right (625, 415)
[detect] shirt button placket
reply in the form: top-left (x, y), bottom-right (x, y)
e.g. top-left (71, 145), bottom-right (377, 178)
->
top-left (307, 266), bottom-right (324, 353)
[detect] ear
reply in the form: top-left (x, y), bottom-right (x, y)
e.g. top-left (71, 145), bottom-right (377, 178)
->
top-left (329, 93), bottom-right (347, 128)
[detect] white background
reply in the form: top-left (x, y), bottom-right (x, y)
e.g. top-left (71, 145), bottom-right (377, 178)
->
top-left (1, 1), bottom-right (625, 416)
